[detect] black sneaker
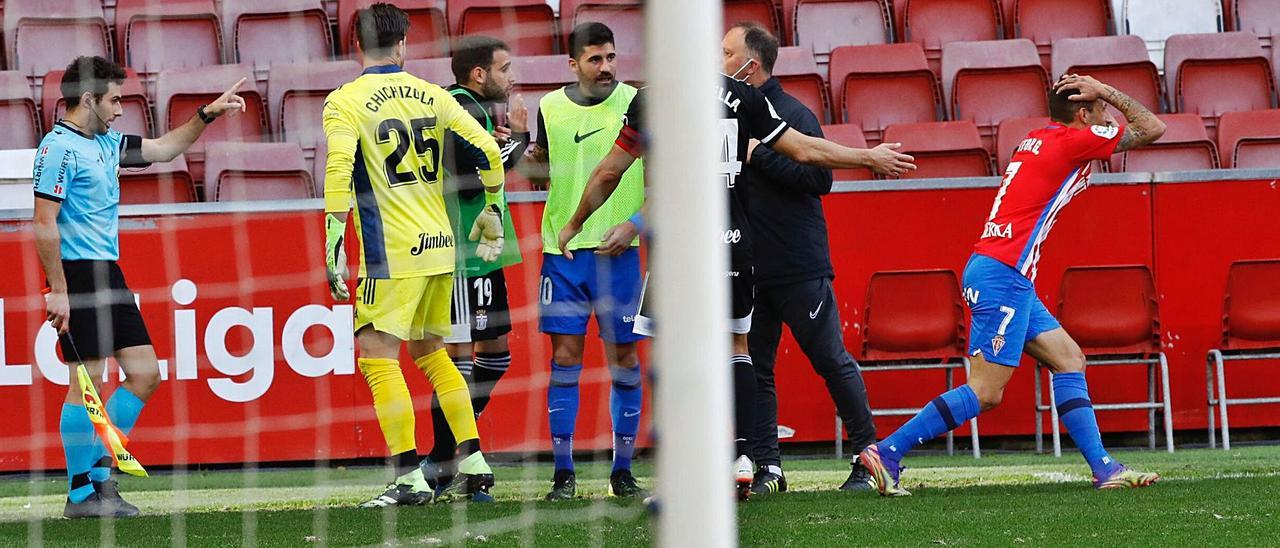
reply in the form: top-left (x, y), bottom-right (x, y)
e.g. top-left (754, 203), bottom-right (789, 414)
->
top-left (419, 458), bottom-right (455, 497)
top-left (359, 479), bottom-right (432, 508)
top-left (750, 467), bottom-right (788, 496)
top-left (64, 492), bottom-right (131, 519)
top-left (608, 469), bottom-right (648, 498)
top-left (93, 479), bottom-right (140, 517)
top-left (544, 470), bottom-right (577, 501)
top-left (435, 472), bottom-right (494, 503)
top-left (840, 457), bottom-right (875, 491)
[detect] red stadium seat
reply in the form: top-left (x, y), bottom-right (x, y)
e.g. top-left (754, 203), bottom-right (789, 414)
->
top-left (340, 0), bottom-right (448, 59)
top-left (0, 71), bottom-right (40, 148)
top-left (1221, 260), bottom-right (1280, 351)
top-left (1218, 109), bottom-right (1280, 169)
top-left (560, 0), bottom-right (645, 55)
top-left (206, 141), bottom-right (314, 201)
top-left (4, 0), bottom-right (110, 76)
top-left (1013, 0), bottom-right (1112, 68)
top-left (1274, 33), bottom-right (1280, 93)
top-left (42, 68), bottom-right (152, 138)
top-left (791, 0), bottom-right (891, 64)
top-left (903, 0), bottom-right (1004, 75)
top-left (268, 60), bottom-right (358, 186)
top-left (1235, 0), bottom-right (1280, 48)
top-left (404, 57), bottom-right (457, 86)
top-left (773, 47), bottom-right (829, 123)
top-left (820, 124), bottom-right (875, 181)
top-left (882, 121), bottom-right (992, 178)
top-left (994, 116), bottom-right (1049, 173)
top-left (1037, 265), bottom-right (1172, 454)
top-left (724, 0), bottom-right (781, 36)
top-left (1206, 259), bottom-right (1280, 450)
top-left (1051, 35), bottom-right (1163, 114)
top-left (829, 43), bottom-right (940, 145)
top-left (860, 268), bottom-right (979, 457)
top-left (862, 269), bottom-right (967, 360)
top-left (115, 0), bottom-right (223, 76)
top-left (268, 60), bottom-right (360, 146)
top-left (223, 0), bottom-right (333, 68)
top-left (448, 0), bottom-right (557, 56)
top-left (1116, 113), bottom-right (1218, 172)
top-left (1164, 31), bottom-right (1276, 136)
top-left (513, 55), bottom-right (576, 144)
top-left (119, 155), bottom-right (198, 204)
top-left (943, 39), bottom-right (1049, 153)
top-left (154, 64), bottom-right (266, 183)
top-left (1060, 265), bottom-right (1161, 354)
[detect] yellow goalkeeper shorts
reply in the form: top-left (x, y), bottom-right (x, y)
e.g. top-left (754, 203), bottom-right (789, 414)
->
top-left (354, 274), bottom-right (453, 340)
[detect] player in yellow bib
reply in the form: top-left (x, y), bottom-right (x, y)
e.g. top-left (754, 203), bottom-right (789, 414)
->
top-left (321, 3), bottom-right (505, 507)
top-left (521, 22), bottom-right (648, 501)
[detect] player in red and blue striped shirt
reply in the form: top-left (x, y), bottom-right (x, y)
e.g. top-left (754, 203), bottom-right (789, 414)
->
top-left (861, 74), bottom-right (1169, 495)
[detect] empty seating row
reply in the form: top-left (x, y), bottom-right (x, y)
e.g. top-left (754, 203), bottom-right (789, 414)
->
top-left (786, 32), bottom-right (1278, 152)
top-left (118, 142), bottom-right (315, 204)
top-left (0, 0), bottom-right (784, 74)
top-left (6, 0), bottom-right (1270, 77)
top-left (813, 109), bottom-right (1280, 183)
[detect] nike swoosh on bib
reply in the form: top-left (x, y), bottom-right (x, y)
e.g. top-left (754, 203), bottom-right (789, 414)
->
top-left (574, 127), bottom-right (606, 143)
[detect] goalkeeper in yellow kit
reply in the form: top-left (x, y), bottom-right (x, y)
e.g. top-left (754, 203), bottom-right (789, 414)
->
top-left (322, 3), bottom-right (507, 506)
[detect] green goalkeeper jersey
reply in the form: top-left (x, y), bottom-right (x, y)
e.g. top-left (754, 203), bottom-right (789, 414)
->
top-left (537, 82), bottom-right (644, 254)
top-left (443, 85), bottom-right (525, 276)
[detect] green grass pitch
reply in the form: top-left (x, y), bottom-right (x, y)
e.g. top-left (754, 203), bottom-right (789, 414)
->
top-left (1, 446), bottom-right (1277, 546)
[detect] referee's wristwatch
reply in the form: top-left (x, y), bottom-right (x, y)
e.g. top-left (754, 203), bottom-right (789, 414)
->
top-left (197, 105), bottom-right (217, 124)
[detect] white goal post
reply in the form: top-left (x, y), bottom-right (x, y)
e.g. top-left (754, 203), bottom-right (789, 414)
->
top-left (648, 1), bottom-right (736, 547)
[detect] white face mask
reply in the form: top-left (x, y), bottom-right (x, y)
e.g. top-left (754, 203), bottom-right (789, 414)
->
top-left (728, 58), bottom-right (754, 82)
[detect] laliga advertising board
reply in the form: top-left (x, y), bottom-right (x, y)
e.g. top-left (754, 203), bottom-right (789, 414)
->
top-left (0, 208), bottom-right (385, 471)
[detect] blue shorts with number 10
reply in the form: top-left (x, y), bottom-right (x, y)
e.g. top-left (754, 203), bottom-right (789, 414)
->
top-left (538, 248), bottom-right (645, 344)
top-left (962, 253), bottom-right (1061, 367)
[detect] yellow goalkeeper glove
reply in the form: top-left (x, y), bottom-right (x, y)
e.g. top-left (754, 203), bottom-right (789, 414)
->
top-left (469, 188), bottom-right (506, 262)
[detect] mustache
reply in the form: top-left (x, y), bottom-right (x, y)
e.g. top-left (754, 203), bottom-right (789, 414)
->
top-left (595, 72), bottom-right (615, 81)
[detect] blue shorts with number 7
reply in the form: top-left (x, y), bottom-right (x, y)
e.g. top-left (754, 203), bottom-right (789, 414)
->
top-left (962, 254), bottom-right (1061, 367)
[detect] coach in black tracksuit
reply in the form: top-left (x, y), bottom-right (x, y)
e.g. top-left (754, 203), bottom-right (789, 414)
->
top-left (726, 23), bottom-right (877, 493)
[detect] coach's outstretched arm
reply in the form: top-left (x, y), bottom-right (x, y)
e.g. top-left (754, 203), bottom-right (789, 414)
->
top-left (1055, 74), bottom-right (1165, 152)
top-left (141, 78), bottom-right (248, 163)
top-left (768, 128), bottom-right (917, 177)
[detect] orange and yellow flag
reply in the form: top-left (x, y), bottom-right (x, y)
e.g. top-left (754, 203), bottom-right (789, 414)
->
top-left (77, 365), bottom-right (147, 477)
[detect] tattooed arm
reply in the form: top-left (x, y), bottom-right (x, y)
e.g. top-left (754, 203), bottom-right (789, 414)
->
top-left (1054, 74), bottom-right (1165, 152)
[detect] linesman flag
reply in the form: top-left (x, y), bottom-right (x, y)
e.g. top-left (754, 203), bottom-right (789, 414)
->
top-left (76, 365), bottom-right (148, 477)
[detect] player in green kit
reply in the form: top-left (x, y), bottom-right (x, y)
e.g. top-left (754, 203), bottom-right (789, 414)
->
top-left (419, 35), bottom-right (529, 493)
top-left (521, 22), bottom-right (647, 500)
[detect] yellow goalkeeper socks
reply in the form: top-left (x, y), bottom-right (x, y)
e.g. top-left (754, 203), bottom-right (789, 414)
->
top-left (414, 349), bottom-right (480, 444)
top-left (358, 358), bottom-right (416, 456)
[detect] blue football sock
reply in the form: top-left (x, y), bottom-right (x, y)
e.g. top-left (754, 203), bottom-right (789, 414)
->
top-left (609, 364), bottom-right (643, 473)
top-left (1053, 372), bottom-right (1121, 478)
top-left (60, 404), bottom-right (98, 503)
top-left (879, 385), bottom-right (980, 463)
top-left (548, 361), bottom-right (582, 473)
top-left (90, 387), bottom-right (146, 482)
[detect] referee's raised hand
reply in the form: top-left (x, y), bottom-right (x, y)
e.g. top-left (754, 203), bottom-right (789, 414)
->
top-left (865, 142), bottom-right (917, 177)
top-left (204, 77), bottom-right (249, 119)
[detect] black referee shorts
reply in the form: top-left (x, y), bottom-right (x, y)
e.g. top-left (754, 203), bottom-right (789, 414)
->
top-left (60, 260), bottom-right (152, 361)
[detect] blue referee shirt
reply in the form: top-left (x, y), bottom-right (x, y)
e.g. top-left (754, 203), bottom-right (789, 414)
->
top-left (32, 122), bottom-right (149, 261)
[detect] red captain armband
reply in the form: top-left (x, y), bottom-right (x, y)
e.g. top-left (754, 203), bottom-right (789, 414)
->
top-left (615, 126), bottom-right (645, 158)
